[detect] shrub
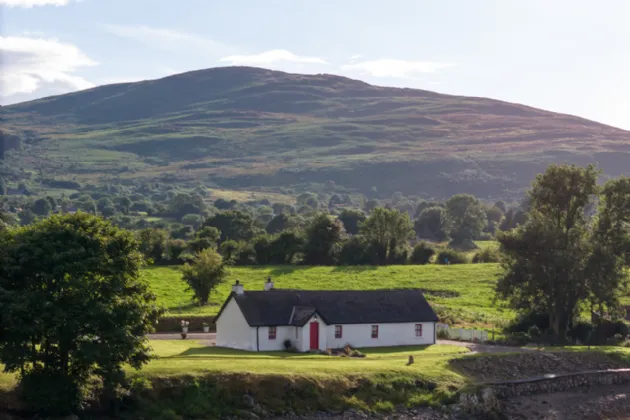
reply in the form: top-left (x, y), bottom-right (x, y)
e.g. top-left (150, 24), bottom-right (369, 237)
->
top-left (410, 241), bottom-right (435, 265)
top-left (527, 325), bottom-right (541, 338)
top-left (435, 249), bottom-right (469, 265)
top-left (472, 247), bottom-right (502, 263)
top-left (283, 339), bottom-right (293, 351)
top-left (437, 329), bottom-right (450, 339)
top-left (506, 311), bottom-right (550, 333)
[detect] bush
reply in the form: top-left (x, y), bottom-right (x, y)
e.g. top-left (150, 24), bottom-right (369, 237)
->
top-left (472, 247), bottom-right (502, 263)
top-left (435, 249), bottom-right (469, 265)
top-left (506, 311), bottom-right (550, 334)
top-left (410, 241), bottom-right (435, 265)
top-left (283, 339), bottom-right (293, 351)
top-left (437, 329), bottom-right (450, 339)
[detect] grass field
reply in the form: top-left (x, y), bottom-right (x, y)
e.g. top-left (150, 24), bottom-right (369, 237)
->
top-left (143, 341), bottom-right (468, 379)
top-left (143, 262), bottom-right (511, 328)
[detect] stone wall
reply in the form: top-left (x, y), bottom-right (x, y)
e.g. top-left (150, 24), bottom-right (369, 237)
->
top-left (487, 368), bottom-right (630, 398)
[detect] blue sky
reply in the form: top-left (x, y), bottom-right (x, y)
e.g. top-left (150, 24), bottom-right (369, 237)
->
top-left (2, 0), bottom-right (630, 129)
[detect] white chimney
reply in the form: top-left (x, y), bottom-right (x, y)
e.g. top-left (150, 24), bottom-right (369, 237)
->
top-left (232, 280), bottom-right (244, 295)
top-left (264, 276), bottom-right (275, 291)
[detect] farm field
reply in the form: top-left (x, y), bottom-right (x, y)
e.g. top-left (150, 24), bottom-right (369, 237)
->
top-left (143, 262), bottom-right (511, 328)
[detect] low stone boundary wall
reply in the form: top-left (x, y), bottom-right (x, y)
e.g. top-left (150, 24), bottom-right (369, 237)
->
top-left (486, 368), bottom-right (630, 398)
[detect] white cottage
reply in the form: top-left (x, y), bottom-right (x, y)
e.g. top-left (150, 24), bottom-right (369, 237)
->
top-left (214, 280), bottom-right (438, 352)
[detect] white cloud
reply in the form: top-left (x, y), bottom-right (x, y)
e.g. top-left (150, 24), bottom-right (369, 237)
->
top-left (348, 54), bottom-right (363, 60)
top-left (1, 0), bottom-right (71, 7)
top-left (101, 24), bottom-right (234, 56)
top-left (0, 35), bottom-right (97, 99)
top-left (428, 81), bottom-right (441, 86)
top-left (219, 49), bottom-right (328, 66)
top-left (341, 58), bottom-right (456, 78)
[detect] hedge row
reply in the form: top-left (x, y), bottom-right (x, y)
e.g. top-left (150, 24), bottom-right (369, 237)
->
top-left (156, 315), bottom-right (217, 332)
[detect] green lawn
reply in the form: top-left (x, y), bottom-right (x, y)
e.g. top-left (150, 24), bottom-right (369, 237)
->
top-left (142, 340), bottom-right (468, 381)
top-left (143, 263), bottom-right (512, 328)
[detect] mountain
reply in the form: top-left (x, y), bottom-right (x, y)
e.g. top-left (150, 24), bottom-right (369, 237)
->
top-left (3, 66), bottom-right (630, 200)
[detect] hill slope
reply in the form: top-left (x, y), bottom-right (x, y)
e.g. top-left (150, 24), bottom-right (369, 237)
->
top-left (3, 66), bottom-right (630, 199)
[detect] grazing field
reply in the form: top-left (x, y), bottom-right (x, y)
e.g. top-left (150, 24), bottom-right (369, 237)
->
top-left (143, 263), bottom-right (511, 328)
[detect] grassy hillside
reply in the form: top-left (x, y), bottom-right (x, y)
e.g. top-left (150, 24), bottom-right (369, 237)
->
top-left (144, 263), bottom-right (511, 328)
top-left (4, 66), bottom-right (630, 199)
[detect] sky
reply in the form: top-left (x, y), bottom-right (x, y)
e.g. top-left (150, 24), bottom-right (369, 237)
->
top-left (2, 0), bottom-right (630, 129)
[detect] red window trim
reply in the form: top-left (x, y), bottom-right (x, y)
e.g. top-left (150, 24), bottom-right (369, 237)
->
top-left (415, 324), bottom-right (423, 337)
top-left (371, 325), bottom-right (379, 339)
top-left (269, 326), bottom-right (277, 340)
top-left (335, 325), bottom-right (343, 339)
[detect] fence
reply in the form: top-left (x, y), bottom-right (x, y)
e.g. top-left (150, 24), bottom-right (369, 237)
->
top-left (437, 323), bottom-right (490, 342)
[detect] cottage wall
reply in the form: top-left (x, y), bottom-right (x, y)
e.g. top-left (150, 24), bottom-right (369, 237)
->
top-left (215, 297), bottom-right (254, 350)
top-left (326, 322), bottom-right (436, 349)
top-left (257, 326), bottom-right (298, 351)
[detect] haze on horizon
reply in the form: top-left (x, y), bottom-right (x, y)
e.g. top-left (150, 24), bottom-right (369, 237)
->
top-left (2, 0), bottom-right (629, 130)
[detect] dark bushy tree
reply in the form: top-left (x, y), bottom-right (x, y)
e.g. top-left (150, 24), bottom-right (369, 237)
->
top-left (414, 206), bottom-right (448, 241)
top-left (360, 208), bottom-right (413, 265)
top-left (302, 214), bottom-right (345, 265)
top-left (497, 164), bottom-right (630, 339)
top-left (444, 194), bottom-right (487, 249)
top-left (337, 208), bottom-right (366, 235)
top-left (204, 210), bottom-right (259, 243)
top-left (0, 213), bottom-right (161, 415)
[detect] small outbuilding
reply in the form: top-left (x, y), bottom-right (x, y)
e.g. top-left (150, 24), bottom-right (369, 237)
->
top-left (214, 280), bottom-right (438, 352)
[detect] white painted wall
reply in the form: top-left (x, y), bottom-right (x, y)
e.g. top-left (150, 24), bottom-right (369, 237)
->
top-left (297, 315), bottom-right (328, 352)
top-left (257, 325), bottom-right (297, 351)
top-left (325, 322), bottom-right (436, 349)
top-left (215, 297), bottom-right (255, 350)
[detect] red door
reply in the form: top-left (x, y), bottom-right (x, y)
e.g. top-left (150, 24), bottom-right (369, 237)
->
top-left (309, 322), bottom-right (319, 350)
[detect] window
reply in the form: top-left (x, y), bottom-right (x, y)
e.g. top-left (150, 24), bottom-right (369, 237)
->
top-left (335, 325), bottom-right (343, 339)
top-left (415, 324), bottom-right (423, 337)
top-left (268, 326), bottom-right (277, 340)
top-left (371, 325), bottom-right (379, 339)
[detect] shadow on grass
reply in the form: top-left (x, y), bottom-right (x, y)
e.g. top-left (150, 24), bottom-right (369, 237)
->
top-left (332, 265), bottom-right (379, 273)
top-left (170, 346), bottom-right (311, 359)
top-left (243, 265), bottom-right (306, 277)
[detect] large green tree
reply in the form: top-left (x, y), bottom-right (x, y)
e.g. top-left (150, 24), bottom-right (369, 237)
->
top-left (337, 208), bottom-right (367, 235)
top-left (444, 194), bottom-right (487, 248)
top-left (414, 206), bottom-right (448, 241)
top-left (302, 213), bottom-right (345, 265)
top-left (204, 210), bottom-right (259, 243)
top-left (360, 208), bottom-right (414, 265)
top-left (497, 164), bottom-right (630, 339)
top-left (0, 213), bottom-right (161, 414)
top-left (181, 248), bottom-right (229, 305)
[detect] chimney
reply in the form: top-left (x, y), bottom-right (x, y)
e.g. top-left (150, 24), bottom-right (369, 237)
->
top-left (232, 280), bottom-right (244, 295)
top-left (264, 276), bottom-right (275, 291)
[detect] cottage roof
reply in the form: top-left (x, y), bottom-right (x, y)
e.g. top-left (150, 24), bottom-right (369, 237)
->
top-left (215, 289), bottom-right (438, 326)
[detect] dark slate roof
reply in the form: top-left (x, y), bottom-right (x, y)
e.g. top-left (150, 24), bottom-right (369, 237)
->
top-left (215, 289), bottom-right (438, 327)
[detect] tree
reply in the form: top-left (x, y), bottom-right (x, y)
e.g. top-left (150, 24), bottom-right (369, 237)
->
top-left (219, 239), bottom-right (240, 261)
top-left (31, 198), bottom-right (53, 217)
top-left (0, 213), bottom-right (161, 414)
top-left (168, 193), bottom-right (205, 219)
top-left (181, 248), bottom-right (229, 305)
top-left (497, 164), bottom-right (630, 339)
top-left (188, 226), bottom-right (220, 253)
top-left (272, 230), bottom-right (304, 264)
top-left (166, 239), bottom-right (188, 262)
top-left (204, 210), bottom-right (259, 242)
top-left (0, 176), bottom-right (7, 196)
top-left (266, 213), bottom-right (299, 234)
top-left (18, 208), bottom-right (37, 226)
top-left (302, 214), bottom-right (345, 265)
top-left (181, 214), bottom-right (204, 229)
top-left (444, 194), bottom-right (487, 248)
top-left (360, 208), bottom-right (414, 265)
top-left (414, 207), bottom-right (448, 241)
top-left (137, 228), bottom-right (169, 263)
top-left (337, 209), bottom-right (367, 235)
